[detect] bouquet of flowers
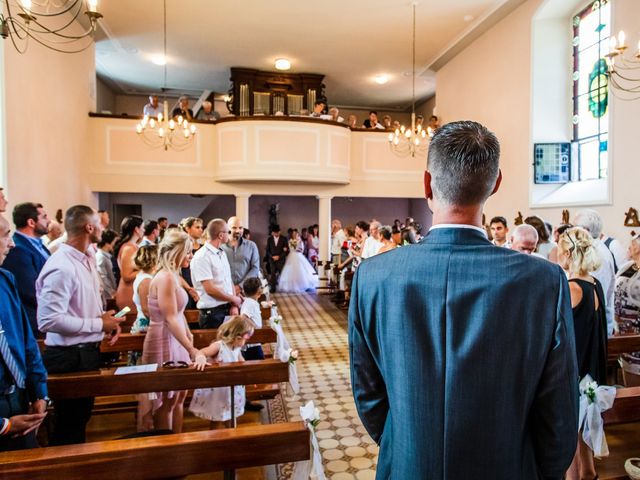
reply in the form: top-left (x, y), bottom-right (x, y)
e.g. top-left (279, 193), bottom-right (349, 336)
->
top-left (290, 239), bottom-right (299, 250)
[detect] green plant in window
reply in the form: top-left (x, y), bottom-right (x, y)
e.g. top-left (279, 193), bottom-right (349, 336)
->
top-left (588, 59), bottom-right (608, 118)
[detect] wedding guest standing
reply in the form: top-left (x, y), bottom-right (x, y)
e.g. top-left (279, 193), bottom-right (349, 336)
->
top-left (3, 202), bottom-right (51, 336)
top-left (114, 215), bottom-right (144, 310)
top-left (96, 229), bottom-right (118, 307)
top-left (265, 225), bottom-right (288, 292)
top-left (616, 234), bottom-right (640, 385)
top-left (0, 214), bottom-right (48, 451)
top-left (37, 205), bottom-right (122, 445)
top-left (557, 227), bottom-right (607, 480)
top-left (221, 216), bottom-right (260, 292)
top-left (191, 219), bottom-right (242, 329)
top-left (350, 121), bottom-right (577, 479)
top-left (139, 230), bottom-right (199, 432)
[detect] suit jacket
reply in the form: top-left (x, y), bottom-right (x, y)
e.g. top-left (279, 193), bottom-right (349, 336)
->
top-left (349, 227), bottom-right (578, 480)
top-left (266, 236), bottom-right (288, 261)
top-left (3, 233), bottom-right (49, 336)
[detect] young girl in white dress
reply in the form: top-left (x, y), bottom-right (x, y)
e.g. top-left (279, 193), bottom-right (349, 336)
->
top-left (278, 229), bottom-right (319, 293)
top-left (189, 315), bottom-right (256, 427)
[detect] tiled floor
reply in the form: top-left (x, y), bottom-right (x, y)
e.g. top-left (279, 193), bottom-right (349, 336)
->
top-left (274, 293), bottom-right (379, 480)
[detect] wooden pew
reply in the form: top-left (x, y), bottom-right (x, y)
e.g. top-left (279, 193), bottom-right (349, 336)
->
top-left (99, 328), bottom-right (277, 353)
top-left (608, 334), bottom-right (640, 358)
top-left (0, 422), bottom-right (310, 480)
top-left (47, 359), bottom-right (288, 399)
top-left (603, 386), bottom-right (640, 425)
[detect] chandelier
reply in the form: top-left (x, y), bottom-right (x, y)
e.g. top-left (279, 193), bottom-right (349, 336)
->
top-left (605, 30), bottom-right (640, 100)
top-left (135, 0), bottom-right (196, 151)
top-left (388, 3), bottom-right (431, 158)
top-left (0, 0), bottom-right (102, 54)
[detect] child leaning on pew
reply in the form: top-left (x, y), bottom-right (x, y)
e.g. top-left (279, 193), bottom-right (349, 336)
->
top-left (239, 277), bottom-right (265, 360)
top-left (189, 315), bottom-right (256, 428)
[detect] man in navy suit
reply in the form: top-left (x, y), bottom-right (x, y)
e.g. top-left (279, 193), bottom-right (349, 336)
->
top-left (3, 203), bottom-right (51, 337)
top-left (349, 121), bottom-right (578, 479)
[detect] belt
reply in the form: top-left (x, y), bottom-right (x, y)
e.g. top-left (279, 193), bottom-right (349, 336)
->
top-left (199, 304), bottom-right (229, 313)
top-left (47, 342), bottom-right (101, 350)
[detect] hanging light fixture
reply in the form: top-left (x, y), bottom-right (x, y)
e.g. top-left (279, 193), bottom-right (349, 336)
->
top-left (389, 2), bottom-right (432, 158)
top-left (605, 30), bottom-right (640, 100)
top-left (0, 0), bottom-right (102, 54)
top-left (136, 0), bottom-right (196, 152)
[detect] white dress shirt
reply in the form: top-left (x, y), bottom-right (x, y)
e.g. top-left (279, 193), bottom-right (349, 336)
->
top-left (429, 224), bottom-right (487, 236)
top-left (240, 297), bottom-right (262, 328)
top-left (361, 236), bottom-right (383, 259)
top-left (190, 242), bottom-right (235, 309)
top-left (592, 239), bottom-right (616, 335)
top-left (331, 229), bottom-right (347, 256)
top-left (36, 243), bottom-right (104, 346)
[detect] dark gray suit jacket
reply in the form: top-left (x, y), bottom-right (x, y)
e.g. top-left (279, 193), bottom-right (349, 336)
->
top-left (349, 227), bottom-right (578, 479)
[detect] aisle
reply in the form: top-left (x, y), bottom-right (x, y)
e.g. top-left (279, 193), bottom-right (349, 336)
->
top-left (274, 293), bottom-right (379, 480)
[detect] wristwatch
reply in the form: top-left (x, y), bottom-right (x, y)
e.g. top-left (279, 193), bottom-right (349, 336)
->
top-left (37, 396), bottom-right (52, 407)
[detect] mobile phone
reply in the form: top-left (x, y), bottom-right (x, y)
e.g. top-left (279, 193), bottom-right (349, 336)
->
top-left (114, 306), bottom-right (131, 318)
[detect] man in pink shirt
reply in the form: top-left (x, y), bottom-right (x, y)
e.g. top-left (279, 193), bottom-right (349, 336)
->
top-left (36, 205), bottom-right (123, 445)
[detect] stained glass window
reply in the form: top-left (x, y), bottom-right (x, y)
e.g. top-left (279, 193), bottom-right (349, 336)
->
top-left (572, 0), bottom-right (610, 180)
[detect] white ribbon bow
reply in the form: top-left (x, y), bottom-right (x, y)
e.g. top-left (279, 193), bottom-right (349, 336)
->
top-left (578, 375), bottom-right (616, 458)
top-left (270, 315), bottom-right (299, 394)
top-left (292, 401), bottom-right (326, 480)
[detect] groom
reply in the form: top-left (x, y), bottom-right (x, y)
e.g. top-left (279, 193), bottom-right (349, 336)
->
top-left (349, 121), bottom-right (578, 479)
top-left (265, 225), bottom-right (288, 292)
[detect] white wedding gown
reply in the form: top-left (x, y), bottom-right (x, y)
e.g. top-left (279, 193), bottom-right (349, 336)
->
top-left (278, 240), bottom-right (319, 293)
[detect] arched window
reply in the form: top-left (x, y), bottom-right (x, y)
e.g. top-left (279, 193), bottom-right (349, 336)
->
top-left (572, 0), bottom-right (610, 181)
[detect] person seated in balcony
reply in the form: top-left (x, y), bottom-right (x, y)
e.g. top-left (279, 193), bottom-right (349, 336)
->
top-left (382, 115), bottom-right (392, 129)
top-left (416, 114), bottom-right (425, 130)
top-left (329, 107), bottom-right (344, 123)
top-left (172, 96), bottom-right (194, 121)
top-left (309, 100), bottom-right (326, 118)
top-left (428, 115), bottom-right (440, 131)
top-left (392, 120), bottom-right (401, 131)
top-left (196, 101), bottom-right (220, 121)
top-left (363, 111), bottom-right (385, 130)
top-left (347, 114), bottom-right (358, 128)
top-left (143, 95), bottom-right (162, 118)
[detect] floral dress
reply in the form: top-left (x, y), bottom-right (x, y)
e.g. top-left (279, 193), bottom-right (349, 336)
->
top-left (189, 341), bottom-right (245, 421)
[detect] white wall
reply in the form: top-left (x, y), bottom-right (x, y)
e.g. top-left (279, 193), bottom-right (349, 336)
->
top-left (435, 0), bottom-right (639, 243)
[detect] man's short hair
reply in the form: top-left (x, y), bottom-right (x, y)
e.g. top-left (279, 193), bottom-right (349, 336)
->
top-left (370, 221), bottom-right (382, 232)
top-left (158, 217), bottom-right (168, 223)
top-left (13, 202), bottom-right (42, 228)
top-left (314, 100), bottom-right (325, 107)
top-left (206, 218), bottom-right (227, 239)
top-left (243, 277), bottom-right (262, 297)
top-left (202, 100), bottom-right (212, 108)
top-left (356, 221), bottom-right (370, 232)
top-left (573, 209), bottom-right (603, 240)
top-left (65, 205), bottom-right (95, 235)
top-left (490, 216), bottom-right (508, 228)
top-left (144, 220), bottom-right (159, 236)
top-left (427, 121), bottom-right (500, 206)
top-left (369, 110), bottom-right (378, 116)
top-left (511, 224), bottom-right (538, 243)
top-left (98, 229), bottom-right (118, 248)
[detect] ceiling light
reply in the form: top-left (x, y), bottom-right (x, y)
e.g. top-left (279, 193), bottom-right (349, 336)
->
top-left (151, 54), bottom-right (166, 66)
top-left (274, 58), bottom-right (291, 70)
top-left (374, 74), bottom-right (389, 84)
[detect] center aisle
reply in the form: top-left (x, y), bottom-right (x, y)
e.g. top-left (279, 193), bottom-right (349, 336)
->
top-left (274, 293), bottom-right (379, 480)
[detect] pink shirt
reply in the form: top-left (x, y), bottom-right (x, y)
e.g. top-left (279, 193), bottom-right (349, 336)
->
top-left (36, 243), bottom-right (104, 346)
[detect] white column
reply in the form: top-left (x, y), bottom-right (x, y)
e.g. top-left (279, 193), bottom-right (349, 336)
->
top-left (317, 194), bottom-right (333, 263)
top-left (235, 193), bottom-right (251, 229)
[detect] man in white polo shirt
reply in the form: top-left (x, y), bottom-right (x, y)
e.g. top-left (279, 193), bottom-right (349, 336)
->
top-left (190, 218), bottom-right (242, 329)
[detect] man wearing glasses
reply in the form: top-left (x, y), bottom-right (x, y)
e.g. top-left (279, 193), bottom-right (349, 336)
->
top-left (221, 216), bottom-right (260, 295)
top-left (190, 219), bottom-right (243, 329)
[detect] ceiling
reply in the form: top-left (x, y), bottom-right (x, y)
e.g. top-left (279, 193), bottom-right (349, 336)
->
top-left (95, 0), bottom-right (516, 110)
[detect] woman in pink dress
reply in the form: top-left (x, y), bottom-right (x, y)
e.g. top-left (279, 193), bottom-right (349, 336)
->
top-left (139, 229), bottom-right (199, 432)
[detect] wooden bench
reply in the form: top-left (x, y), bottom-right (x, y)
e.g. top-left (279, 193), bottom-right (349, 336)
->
top-left (0, 422), bottom-right (310, 480)
top-left (608, 334), bottom-right (640, 358)
top-left (47, 359), bottom-right (288, 399)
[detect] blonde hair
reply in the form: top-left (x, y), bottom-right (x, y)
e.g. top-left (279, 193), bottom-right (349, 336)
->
top-left (134, 244), bottom-right (158, 272)
top-left (558, 227), bottom-right (602, 275)
top-left (217, 315), bottom-right (256, 346)
top-left (156, 229), bottom-right (192, 274)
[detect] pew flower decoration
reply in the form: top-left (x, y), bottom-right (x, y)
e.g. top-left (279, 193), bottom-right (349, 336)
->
top-left (578, 375), bottom-right (617, 458)
top-left (270, 315), bottom-right (283, 326)
top-left (292, 401), bottom-right (326, 480)
top-left (288, 349), bottom-right (299, 365)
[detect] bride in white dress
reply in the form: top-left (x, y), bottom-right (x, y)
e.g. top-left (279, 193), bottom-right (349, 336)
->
top-left (278, 229), bottom-right (319, 293)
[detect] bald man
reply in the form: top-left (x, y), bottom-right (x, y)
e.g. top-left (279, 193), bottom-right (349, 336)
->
top-left (220, 216), bottom-right (260, 293)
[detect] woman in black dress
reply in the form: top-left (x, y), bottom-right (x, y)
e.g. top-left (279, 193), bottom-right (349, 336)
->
top-left (558, 227), bottom-right (607, 480)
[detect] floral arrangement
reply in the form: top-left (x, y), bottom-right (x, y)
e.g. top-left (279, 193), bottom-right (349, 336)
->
top-left (287, 348), bottom-right (299, 365)
top-left (300, 400), bottom-right (321, 429)
top-left (289, 239), bottom-right (299, 249)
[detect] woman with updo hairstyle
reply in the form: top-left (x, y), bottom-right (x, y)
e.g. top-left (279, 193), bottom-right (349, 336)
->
top-left (524, 215), bottom-right (555, 260)
top-left (114, 215), bottom-right (144, 310)
top-left (139, 230), bottom-right (199, 433)
top-left (557, 227), bottom-right (607, 480)
top-left (377, 226), bottom-right (396, 254)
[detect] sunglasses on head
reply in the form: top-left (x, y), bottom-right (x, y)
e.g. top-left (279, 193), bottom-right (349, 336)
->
top-left (162, 361), bottom-right (189, 369)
